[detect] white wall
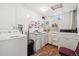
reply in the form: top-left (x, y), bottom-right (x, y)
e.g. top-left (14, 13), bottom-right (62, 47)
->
top-left (0, 3), bottom-right (78, 32)
top-left (0, 3), bottom-right (42, 33)
top-left (16, 4), bottom-right (43, 33)
top-left (0, 3), bottom-right (16, 30)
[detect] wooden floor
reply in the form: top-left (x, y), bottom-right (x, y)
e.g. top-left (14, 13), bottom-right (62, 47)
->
top-left (32, 43), bottom-right (60, 56)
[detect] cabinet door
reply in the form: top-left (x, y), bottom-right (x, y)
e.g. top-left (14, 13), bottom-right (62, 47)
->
top-left (43, 34), bottom-right (48, 45)
top-left (48, 34), bottom-right (52, 44)
top-left (50, 34), bottom-right (60, 46)
top-left (52, 37), bottom-right (59, 46)
top-left (41, 34), bottom-right (46, 47)
top-left (34, 34), bottom-right (42, 52)
top-left (35, 38), bottom-right (41, 52)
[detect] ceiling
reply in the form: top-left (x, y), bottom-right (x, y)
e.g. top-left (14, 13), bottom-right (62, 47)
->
top-left (25, 3), bottom-right (78, 17)
top-left (25, 3), bottom-right (62, 16)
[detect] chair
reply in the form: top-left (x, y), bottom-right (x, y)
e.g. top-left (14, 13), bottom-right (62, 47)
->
top-left (59, 42), bottom-right (79, 56)
top-left (75, 42), bottom-right (79, 56)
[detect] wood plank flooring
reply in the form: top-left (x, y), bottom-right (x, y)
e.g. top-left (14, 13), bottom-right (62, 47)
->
top-left (32, 43), bottom-right (60, 56)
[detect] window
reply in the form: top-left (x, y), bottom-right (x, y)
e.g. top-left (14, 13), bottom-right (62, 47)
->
top-left (53, 15), bottom-right (61, 20)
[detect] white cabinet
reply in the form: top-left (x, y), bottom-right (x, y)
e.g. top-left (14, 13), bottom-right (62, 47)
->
top-left (48, 33), bottom-right (60, 46)
top-left (51, 38), bottom-right (59, 46)
top-left (30, 32), bottom-right (79, 52)
top-left (29, 33), bottom-right (42, 52)
top-left (29, 33), bottom-right (48, 52)
top-left (41, 34), bottom-right (45, 47)
top-left (35, 38), bottom-right (41, 51)
top-left (48, 34), bottom-right (52, 44)
top-left (48, 33), bottom-right (79, 51)
top-left (34, 34), bottom-right (42, 51)
top-left (58, 33), bottom-right (79, 51)
top-left (41, 33), bottom-right (48, 47)
top-left (30, 32), bottom-right (79, 51)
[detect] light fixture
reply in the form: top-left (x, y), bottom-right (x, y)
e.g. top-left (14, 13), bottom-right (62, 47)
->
top-left (40, 7), bottom-right (49, 12)
top-left (26, 14), bottom-right (30, 18)
top-left (51, 3), bottom-right (62, 10)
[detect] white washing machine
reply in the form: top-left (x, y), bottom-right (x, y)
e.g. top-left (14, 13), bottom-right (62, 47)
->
top-left (0, 30), bottom-right (27, 56)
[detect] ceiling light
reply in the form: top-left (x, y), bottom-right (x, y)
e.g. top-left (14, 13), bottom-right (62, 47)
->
top-left (26, 14), bottom-right (30, 18)
top-left (51, 3), bottom-right (62, 10)
top-left (40, 7), bottom-right (49, 12)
